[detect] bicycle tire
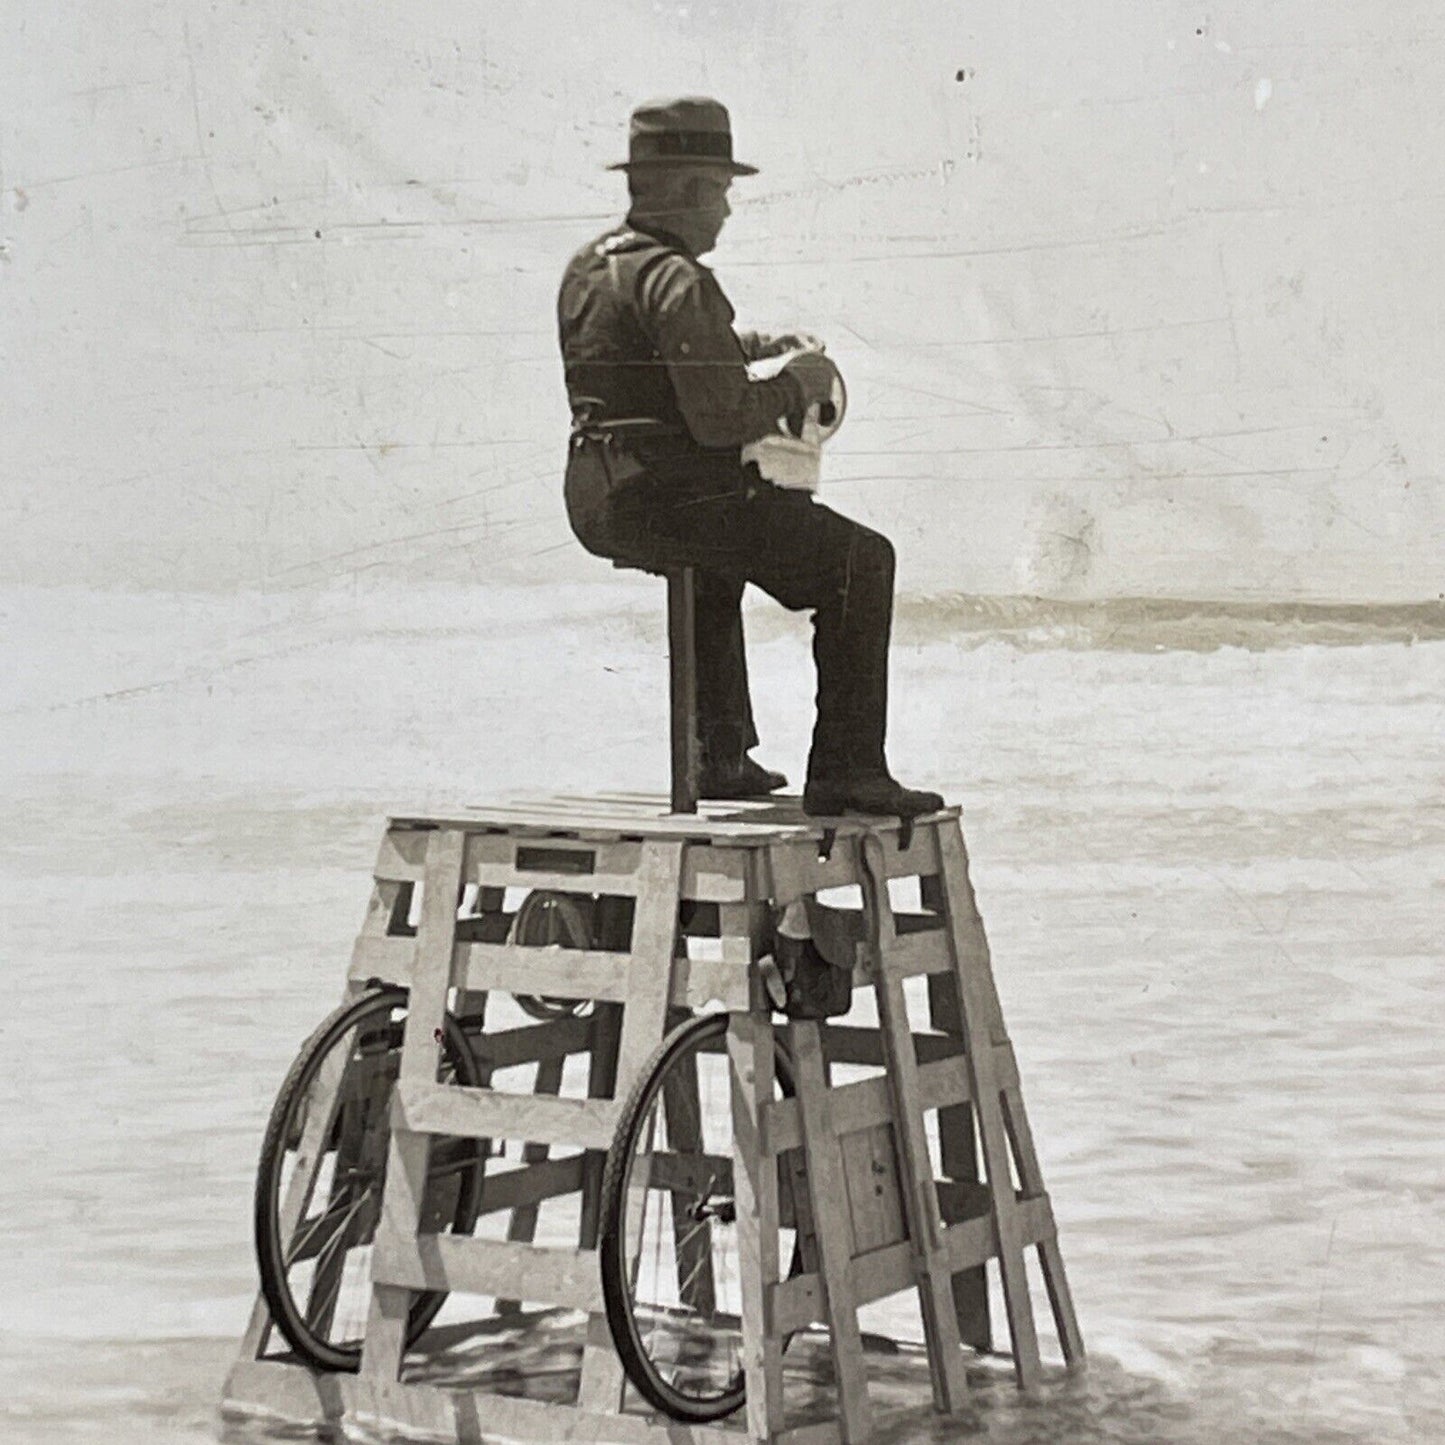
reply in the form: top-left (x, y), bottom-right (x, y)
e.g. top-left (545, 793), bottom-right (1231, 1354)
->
top-left (599, 1012), bottom-right (798, 1423)
top-left (510, 890), bottom-right (596, 1020)
top-left (253, 987), bottom-right (485, 1372)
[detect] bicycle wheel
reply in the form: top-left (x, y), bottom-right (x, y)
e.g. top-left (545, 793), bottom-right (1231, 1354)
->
top-left (599, 1013), bottom-right (798, 1423)
top-left (253, 987), bottom-right (485, 1372)
top-left (511, 890), bottom-right (597, 1020)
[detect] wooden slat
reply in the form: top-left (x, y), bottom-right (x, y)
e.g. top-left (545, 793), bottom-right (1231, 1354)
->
top-left (222, 1358), bottom-right (341, 1431)
top-left (935, 819), bottom-right (1043, 1390)
top-left (924, 876), bottom-right (991, 1354)
top-left (471, 862), bottom-right (647, 896)
top-left (861, 832), bottom-right (969, 1412)
top-left (548, 792), bottom-right (683, 815)
top-left (788, 1020), bottom-right (874, 1440)
top-left (361, 935), bottom-right (641, 997)
top-left (578, 838), bottom-right (685, 1412)
top-left (458, 941), bottom-right (632, 1001)
top-left (374, 826), bottom-right (429, 883)
top-left (767, 817), bottom-right (948, 904)
top-left (850, 1240), bottom-right (915, 1307)
top-left (640, 1148), bottom-right (734, 1196)
top-left (1001, 1085), bottom-right (1086, 1368)
top-left (682, 848), bottom-right (751, 905)
top-left (362, 827), bottom-right (466, 1386)
top-left (371, 1233), bottom-right (603, 1311)
top-left (387, 800), bottom-right (960, 848)
top-left (943, 1195), bottom-right (1055, 1273)
top-left (823, 1023), bottom-right (965, 1067)
top-left (396, 804), bottom-right (801, 844)
top-left (717, 899), bottom-right (763, 968)
top-left (669, 954), bottom-right (750, 1011)
top-left (477, 1155), bottom-right (585, 1216)
top-left (396, 1079), bottom-right (619, 1150)
top-left (886, 923), bottom-right (954, 979)
top-left (351, 935), bottom-right (748, 1011)
top-left (472, 1016), bottom-right (594, 1070)
top-left (576, 1004), bottom-right (622, 1254)
top-left (555, 789), bottom-right (773, 815)
top-left (730, 1010), bottom-right (787, 1440)
top-left (840, 1122), bottom-right (908, 1254)
top-left (770, 1268), bottom-right (823, 1336)
top-left (349, 934), bottom-right (412, 984)
top-left (766, 1053), bottom-right (978, 1155)
top-left (469, 827), bottom-right (642, 869)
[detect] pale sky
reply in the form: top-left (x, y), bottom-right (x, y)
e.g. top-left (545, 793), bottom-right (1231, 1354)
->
top-left (3, 1), bottom-right (1442, 598)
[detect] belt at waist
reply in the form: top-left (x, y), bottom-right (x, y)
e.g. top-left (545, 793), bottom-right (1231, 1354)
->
top-left (570, 417), bottom-right (685, 445)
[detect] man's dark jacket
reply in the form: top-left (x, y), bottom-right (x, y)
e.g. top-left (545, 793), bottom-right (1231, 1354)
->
top-left (557, 221), bottom-right (802, 520)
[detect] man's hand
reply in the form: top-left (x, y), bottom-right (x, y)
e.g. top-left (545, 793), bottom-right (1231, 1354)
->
top-left (768, 330), bottom-right (826, 356)
top-left (738, 329), bottom-right (827, 361)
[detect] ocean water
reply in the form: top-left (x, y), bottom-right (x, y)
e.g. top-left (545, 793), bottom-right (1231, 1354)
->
top-left (1, 583), bottom-right (1441, 1443)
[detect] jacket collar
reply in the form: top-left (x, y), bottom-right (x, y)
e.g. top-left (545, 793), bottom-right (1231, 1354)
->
top-left (624, 215), bottom-right (694, 257)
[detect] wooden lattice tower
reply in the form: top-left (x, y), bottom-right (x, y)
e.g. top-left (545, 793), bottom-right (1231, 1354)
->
top-left (223, 794), bottom-right (1082, 1443)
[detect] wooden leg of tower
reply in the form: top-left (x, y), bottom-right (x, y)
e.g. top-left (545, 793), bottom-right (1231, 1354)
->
top-left (921, 872), bottom-right (992, 1353)
top-left (789, 1020), bottom-right (873, 1443)
top-left (1000, 1086), bottom-right (1085, 1368)
top-left (361, 828), bottom-right (467, 1386)
top-left (860, 835), bottom-right (969, 1414)
top-left (934, 821), bottom-right (1043, 1392)
top-left (577, 1002), bottom-right (623, 1253)
top-left (576, 839), bottom-right (686, 1412)
top-left (729, 1010), bottom-right (786, 1443)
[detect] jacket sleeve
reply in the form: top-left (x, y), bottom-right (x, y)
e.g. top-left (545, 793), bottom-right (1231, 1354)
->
top-left (734, 328), bottom-right (774, 363)
top-left (636, 256), bottom-right (803, 448)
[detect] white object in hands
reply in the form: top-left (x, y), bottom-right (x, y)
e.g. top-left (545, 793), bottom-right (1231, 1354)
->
top-left (742, 349), bottom-right (846, 492)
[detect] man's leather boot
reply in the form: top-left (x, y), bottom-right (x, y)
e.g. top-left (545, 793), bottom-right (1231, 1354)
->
top-left (802, 772), bottom-right (944, 818)
top-left (699, 754), bottom-right (789, 800)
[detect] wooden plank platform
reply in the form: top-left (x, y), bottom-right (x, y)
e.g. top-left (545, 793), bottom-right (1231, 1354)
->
top-left (387, 791), bottom-right (960, 848)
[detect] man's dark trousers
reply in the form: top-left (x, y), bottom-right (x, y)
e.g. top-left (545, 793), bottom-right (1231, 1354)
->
top-left (566, 449), bottom-right (895, 785)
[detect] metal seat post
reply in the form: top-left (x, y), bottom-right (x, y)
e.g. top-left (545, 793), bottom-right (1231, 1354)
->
top-left (665, 566), bottom-right (700, 814)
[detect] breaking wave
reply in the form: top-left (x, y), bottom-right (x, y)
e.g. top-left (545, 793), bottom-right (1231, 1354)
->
top-left (894, 595), bottom-right (1445, 651)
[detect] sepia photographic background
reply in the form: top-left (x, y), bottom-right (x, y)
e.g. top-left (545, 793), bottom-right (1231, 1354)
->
top-left (2, 2), bottom-right (1441, 1441)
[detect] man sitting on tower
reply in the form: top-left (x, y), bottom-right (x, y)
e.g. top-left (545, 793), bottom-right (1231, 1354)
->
top-left (558, 95), bottom-right (943, 819)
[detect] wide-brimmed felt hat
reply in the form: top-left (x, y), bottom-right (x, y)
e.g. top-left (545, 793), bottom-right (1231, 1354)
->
top-left (607, 96), bottom-right (758, 176)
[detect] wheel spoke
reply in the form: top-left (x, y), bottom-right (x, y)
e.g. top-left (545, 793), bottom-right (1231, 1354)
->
top-left (303, 1189), bottom-right (372, 1331)
top-left (286, 1183), bottom-right (358, 1267)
